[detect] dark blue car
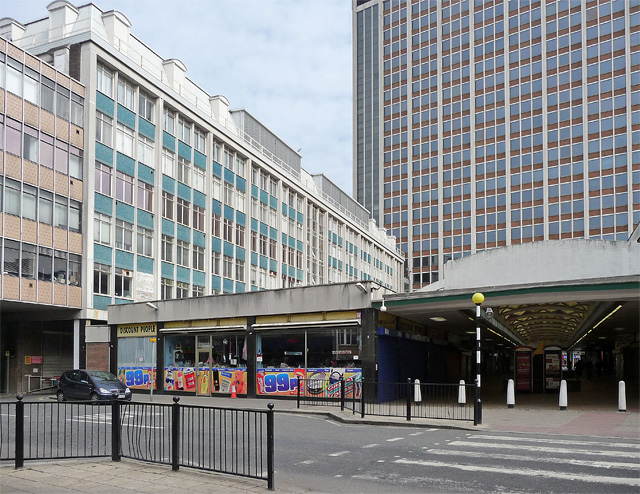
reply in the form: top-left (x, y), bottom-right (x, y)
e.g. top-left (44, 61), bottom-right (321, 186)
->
top-left (57, 370), bottom-right (132, 402)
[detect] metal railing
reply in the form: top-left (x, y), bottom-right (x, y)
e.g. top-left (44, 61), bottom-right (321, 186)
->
top-left (1, 396), bottom-right (275, 490)
top-left (298, 378), bottom-right (476, 424)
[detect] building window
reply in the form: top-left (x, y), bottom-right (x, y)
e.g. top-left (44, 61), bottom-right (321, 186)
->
top-left (223, 218), bottom-right (234, 242)
top-left (115, 219), bottom-right (133, 251)
top-left (69, 147), bottom-right (83, 180)
top-left (236, 259), bottom-right (245, 282)
top-left (97, 65), bottom-right (113, 97)
top-left (193, 205), bottom-right (205, 231)
top-left (39, 191), bottom-right (53, 225)
top-left (69, 200), bottom-right (81, 233)
top-left (162, 235), bottom-right (173, 262)
top-left (193, 245), bottom-right (205, 271)
top-left (41, 77), bottom-right (55, 113)
top-left (164, 108), bottom-right (175, 135)
top-left (193, 166), bottom-right (206, 193)
top-left (54, 195), bottom-right (68, 228)
top-left (224, 182), bottom-right (234, 208)
top-left (38, 247), bottom-right (53, 282)
top-left (235, 224), bottom-right (245, 248)
top-left (117, 78), bottom-right (135, 110)
top-left (178, 157), bottom-right (190, 185)
top-left (212, 212), bottom-right (221, 237)
top-left (116, 123), bottom-right (134, 156)
top-left (138, 135), bottom-right (154, 165)
top-left (212, 251), bottom-right (221, 275)
top-left (176, 281), bottom-right (190, 298)
top-left (162, 149), bottom-right (175, 177)
top-left (115, 171), bottom-right (134, 204)
top-left (236, 190), bottom-right (245, 214)
top-left (162, 191), bottom-right (174, 220)
top-left (137, 181), bottom-right (153, 212)
top-left (139, 91), bottom-right (154, 122)
top-left (178, 117), bottom-right (190, 144)
top-left (176, 240), bottom-right (189, 267)
top-left (40, 134), bottom-right (54, 168)
top-left (114, 267), bottom-right (132, 298)
top-left (93, 263), bottom-right (110, 295)
top-left (21, 244), bottom-right (37, 279)
top-left (96, 112), bottom-right (113, 147)
top-left (23, 126), bottom-right (38, 163)
top-left (177, 198), bottom-right (190, 226)
top-left (137, 226), bottom-right (153, 257)
top-left (22, 184), bottom-right (37, 221)
top-left (24, 68), bottom-right (39, 104)
top-left (161, 278), bottom-right (173, 300)
top-left (194, 128), bottom-right (206, 153)
top-left (212, 175), bottom-right (222, 200)
top-left (222, 255), bottom-right (233, 279)
top-left (3, 240), bottom-right (20, 276)
top-left (193, 285), bottom-right (204, 297)
top-left (71, 93), bottom-right (83, 127)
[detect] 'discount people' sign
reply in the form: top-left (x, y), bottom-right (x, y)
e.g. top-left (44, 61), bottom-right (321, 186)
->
top-left (117, 323), bottom-right (157, 337)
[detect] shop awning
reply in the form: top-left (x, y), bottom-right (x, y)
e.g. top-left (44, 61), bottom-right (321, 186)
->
top-left (160, 325), bottom-right (246, 334)
top-left (251, 319), bottom-right (361, 330)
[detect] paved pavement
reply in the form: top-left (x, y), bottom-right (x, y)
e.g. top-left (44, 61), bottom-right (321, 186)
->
top-left (1, 376), bottom-right (638, 493)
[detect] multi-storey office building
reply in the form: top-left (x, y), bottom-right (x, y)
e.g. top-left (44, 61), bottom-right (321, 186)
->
top-left (1, 0), bottom-right (403, 394)
top-left (353, 0), bottom-right (640, 290)
top-left (0, 38), bottom-right (86, 393)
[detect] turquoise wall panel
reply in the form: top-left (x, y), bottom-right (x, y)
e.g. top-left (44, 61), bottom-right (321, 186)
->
top-left (115, 298), bottom-right (132, 305)
top-left (177, 224), bottom-right (191, 242)
top-left (96, 92), bottom-right (114, 117)
top-left (162, 218), bottom-right (175, 236)
top-left (177, 182), bottom-right (191, 201)
top-left (194, 150), bottom-right (206, 169)
top-left (93, 294), bottom-right (111, 311)
top-left (137, 255), bottom-right (154, 274)
top-left (95, 142), bottom-right (114, 166)
top-left (176, 266), bottom-right (190, 283)
top-left (289, 206), bottom-right (296, 219)
top-left (297, 211), bottom-right (304, 224)
top-left (297, 269), bottom-right (303, 280)
top-left (193, 190), bottom-right (206, 208)
top-left (251, 218), bottom-right (258, 231)
top-left (236, 282), bottom-right (245, 292)
top-left (251, 252), bottom-right (258, 265)
top-left (223, 241), bottom-right (234, 257)
top-left (138, 117), bottom-right (155, 140)
top-left (223, 168), bottom-right (235, 184)
top-left (94, 193), bottom-right (112, 215)
top-left (236, 212), bottom-right (246, 227)
top-left (259, 255), bottom-right (267, 269)
top-left (161, 261), bottom-right (174, 279)
top-left (281, 202), bottom-right (287, 214)
top-left (178, 141), bottom-right (192, 161)
top-left (163, 131), bottom-right (175, 152)
top-left (115, 249), bottom-right (134, 270)
top-left (281, 232), bottom-right (287, 243)
top-left (115, 202), bottom-right (135, 222)
top-left (138, 162), bottom-right (155, 184)
top-left (270, 195), bottom-right (277, 209)
top-left (116, 152), bottom-right (135, 176)
top-left (193, 270), bottom-right (205, 286)
top-left (269, 227), bottom-right (278, 240)
top-left (193, 231), bottom-right (206, 248)
top-left (259, 222), bottom-right (268, 235)
top-left (211, 237), bottom-right (222, 253)
top-left (259, 189), bottom-right (268, 205)
top-left (236, 247), bottom-right (245, 261)
top-left (289, 265), bottom-right (295, 277)
top-left (212, 200), bottom-right (222, 215)
top-left (162, 174), bottom-right (175, 193)
top-left (211, 275), bottom-right (221, 290)
top-left (269, 259), bottom-right (277, 272)
top-left (212, 161), bottom-right (222, 178)
top-left (116, 104), bottom-right (136, 129)
top-left (288, 236), bottom-right (295, 248)
top-left (223, 206), bottom-right (234, 221)
top-left (236, 176), bottom-right (246, 192)
top-left (94, 243), bottom-right (112, 265)
top-left (252, 185), bottom-right (259, 198)
top-left (297, 240), bottom-right (303, 251)
top-left (223, 278), bottom-right (234, 293)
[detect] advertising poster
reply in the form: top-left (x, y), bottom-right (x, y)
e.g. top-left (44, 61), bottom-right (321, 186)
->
top-left (194, 368), bottom-right (247, 395)
top-left (164, 367), bottom-right (197, 391)
top-left (118, 367), bottom-right (156, 390)
top-left (516, 353), bottom-right (531, 390)
top-left (545, 352), bottom-right (561, 390)
top-left (257, 368), bottom-right (306, 396)
top-left (256, 368), bottom-right (362, 398)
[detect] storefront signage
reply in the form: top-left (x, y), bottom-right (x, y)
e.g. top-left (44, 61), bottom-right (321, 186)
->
top-left (117, 323), bottom-right (157, 337)
top-left (117, 367), bottom-right (156, 390)
top-left (24, 356), bottom-right (43, 364)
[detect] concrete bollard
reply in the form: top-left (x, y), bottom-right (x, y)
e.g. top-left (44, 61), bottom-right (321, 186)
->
top-left (559, 380), bottom-right (567, 411)
top-left (507, 379), bottom-right (515, 409)
top-left (458, 380), bottom-right (466, 407)
top-left (414, 379), bottom-right (422, 403)
top-left (619, 381), bottom-right (627, 413)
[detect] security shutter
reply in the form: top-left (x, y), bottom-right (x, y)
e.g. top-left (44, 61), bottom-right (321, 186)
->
top-left (42, 332), bottom-right (74, 377)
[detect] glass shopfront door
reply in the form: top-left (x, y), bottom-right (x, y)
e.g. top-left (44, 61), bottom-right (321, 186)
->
top-left (196, 335), bottom-right (211, 396)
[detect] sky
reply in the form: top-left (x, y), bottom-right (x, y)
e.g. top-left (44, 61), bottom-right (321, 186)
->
top-left (1, 0), bottom-right (355, 193)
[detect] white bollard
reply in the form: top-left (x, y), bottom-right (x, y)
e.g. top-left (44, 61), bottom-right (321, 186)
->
top-left (559, 380), bottom-right (568, 411)
top-left (507, 379), bottom-right (515, 409)
top-left (619, 381), bottom-right (627, 413)
top-left (414, 379), bottom-right (422, 403)
top-left (458, 380), bottom-right (466, 407)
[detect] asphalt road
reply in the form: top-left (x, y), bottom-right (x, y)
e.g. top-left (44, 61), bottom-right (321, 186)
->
top-left (273, 413), bottom-right (640, 494)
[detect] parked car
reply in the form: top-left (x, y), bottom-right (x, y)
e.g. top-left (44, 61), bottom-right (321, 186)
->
top-left (57, 370), bottom-right (132, 402)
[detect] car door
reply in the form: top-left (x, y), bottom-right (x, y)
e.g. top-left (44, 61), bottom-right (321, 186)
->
top-left (64, 371), bottom-right (79, 399)
top-left (76, 371), bottom-right (93, 400)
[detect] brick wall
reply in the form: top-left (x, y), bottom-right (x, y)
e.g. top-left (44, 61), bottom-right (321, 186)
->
top-left (86, 342), bottom-right (110, 371)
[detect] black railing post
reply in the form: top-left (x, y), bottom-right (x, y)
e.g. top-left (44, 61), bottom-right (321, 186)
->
top-left (171, 396), bottom-right (180, 471)
top-left (473, 381), bottom-right (478, 426)
top-left (297, 379), bottom-right (301, 409)
top-left (111, 399), bottom-right (121, 462)
top-left (267, 403), bottom-right (275, 491)
top-left (406, 378), bottom-right (412, 421)
top-left (340, 378), bottom-right (345, 412)
top-left (360, 379), bottom-right (365, 419)
top-left (15, 395), bottom-right (24, 469)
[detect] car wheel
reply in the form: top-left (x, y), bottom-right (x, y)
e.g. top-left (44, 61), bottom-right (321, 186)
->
top-left (90, 392), bottom-right (100, 402)
top-left (57, 391), bottom-right (65, 402)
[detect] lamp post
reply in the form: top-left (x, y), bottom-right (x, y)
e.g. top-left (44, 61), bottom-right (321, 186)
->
top-left (472, 292), bottom-right (484, 425)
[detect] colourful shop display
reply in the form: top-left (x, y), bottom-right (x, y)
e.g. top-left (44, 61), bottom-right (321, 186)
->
top-left (256, 368), bottom-right (362, 398)
top-left (118, 367), bottom-right (157, 390)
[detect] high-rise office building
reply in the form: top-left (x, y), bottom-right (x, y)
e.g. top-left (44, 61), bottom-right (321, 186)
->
top-left (0, 1), bottom-right (403, 393)
top-left (353, 0), bottom-right (639, 290)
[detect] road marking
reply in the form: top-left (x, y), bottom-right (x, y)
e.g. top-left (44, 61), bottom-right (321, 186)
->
top-left (426, 448), bottom-right (640, 470)
top-left (469, 435), bottom-right (640, 450)
top-left (448, 440), bottom-right (640, 459)
top-left (299, 460), bottom-right (316, 465)
top-left (361, 444), bottom-right (379, 449)
top-left (329, 451), bottom-right (350, 457)
top-left (409, 432), bottom-right (424, 436)
top-left (395, 458), bottom-right (640, 487)
top-left (387, 437), bottom-right (403, 442)
top-left (334, 475), bottom-right (342, 478)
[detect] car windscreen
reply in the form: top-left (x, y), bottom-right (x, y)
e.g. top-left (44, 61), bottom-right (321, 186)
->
top-left (88, 371), bottom-right (119, 382)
